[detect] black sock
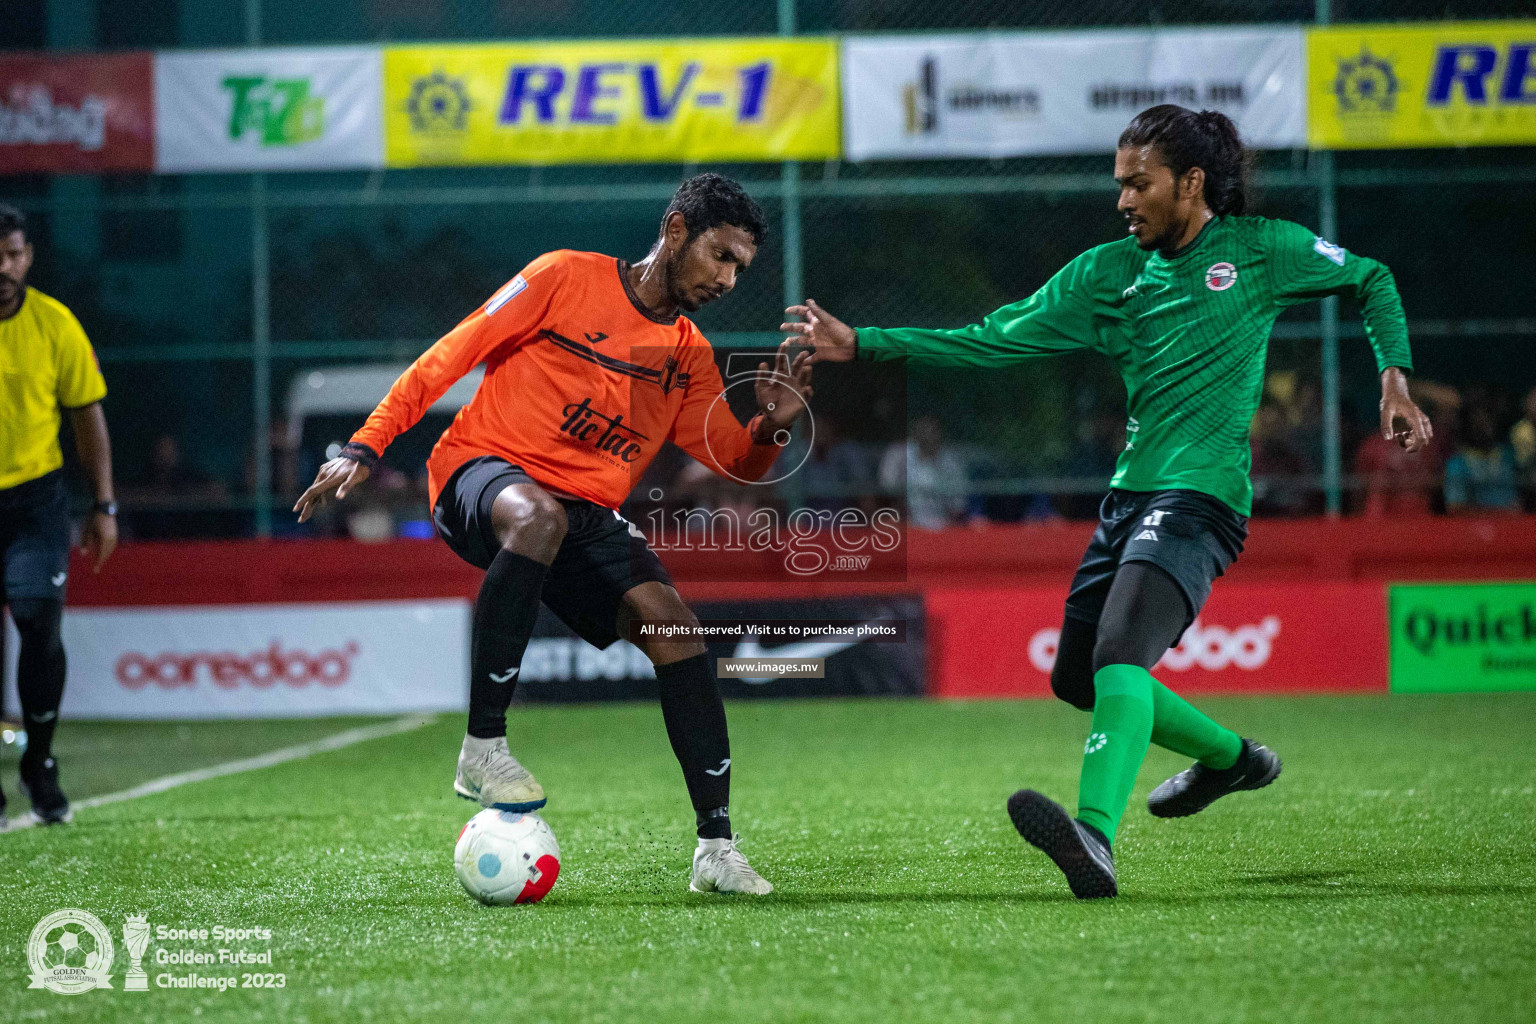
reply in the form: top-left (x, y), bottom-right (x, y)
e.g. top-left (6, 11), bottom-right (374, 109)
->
top-left (655, 653), bottom-right (732, 839)
top-left (467, 551), bottom-right (548, 740)
top-left (12, 599), bottom-right (65, 772)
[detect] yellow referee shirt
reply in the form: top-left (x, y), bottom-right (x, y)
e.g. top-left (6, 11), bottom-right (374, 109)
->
top-left (0, 287), bottom-right (108, 491)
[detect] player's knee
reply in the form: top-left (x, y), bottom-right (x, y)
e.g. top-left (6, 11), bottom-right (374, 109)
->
top-left (500, 493), bottom-right (567, 553)
top-left (8, 597), bottom-right (63, 650)
top-left (626, 591), bottom-right (705, 664)
top-left (1049, 661), bottom-right (1095, 711)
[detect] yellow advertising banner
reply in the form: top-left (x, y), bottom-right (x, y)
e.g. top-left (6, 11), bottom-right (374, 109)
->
top-left (1309, 21), bottom-right (1536, 149)
top-left (384, 38), bottom-right (839, 166)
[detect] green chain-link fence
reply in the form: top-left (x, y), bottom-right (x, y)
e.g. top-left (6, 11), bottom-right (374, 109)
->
top-left (4, 1), bottom-right (1536, 536)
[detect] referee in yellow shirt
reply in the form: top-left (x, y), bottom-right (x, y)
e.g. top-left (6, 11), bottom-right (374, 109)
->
top-left (0, 204), bottom-right (118, 828)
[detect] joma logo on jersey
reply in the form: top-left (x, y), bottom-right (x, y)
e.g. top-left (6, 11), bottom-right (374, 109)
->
top-left (222, 76), bottom-right (323, 146)
top-left (558, 398), bottom-right (650, 463)
top-left (1205, 262), bottom-right (1238, 291)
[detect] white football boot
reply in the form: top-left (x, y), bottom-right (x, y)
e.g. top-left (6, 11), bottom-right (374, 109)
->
top-left (690, 835), bottom-right (773, 895)
top-left (454, 735), bottom-right (546, 812)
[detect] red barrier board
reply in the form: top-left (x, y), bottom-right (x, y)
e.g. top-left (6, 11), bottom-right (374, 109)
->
top-left (927, 582), bottom-right (1388, 697)
top-left (0, 53), bottom-right (154, 173)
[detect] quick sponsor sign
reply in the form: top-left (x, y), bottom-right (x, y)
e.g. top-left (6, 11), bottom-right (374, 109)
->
top-left (1390, 582), bottom-right (1536, 693)
top-left (1309, 21), bottom-right (1536, 149)
top-left (842, 27), bottom-right (1305, 160)
top-left (383, 38), bottom-right (839, 167)
top-left (0, 53), bottom-right (154, 174)
top-left (154, 47), bottom-right (383, 172)
top-left (39, 599), bottom-right (468, 718)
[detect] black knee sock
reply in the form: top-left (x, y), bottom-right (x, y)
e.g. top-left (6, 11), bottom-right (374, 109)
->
top-left (655, 653), bottom-right (732, 839)
top-left (467, 551), bottom-right (548, 740)
top-left (11, 599), bottom-right (65, 771)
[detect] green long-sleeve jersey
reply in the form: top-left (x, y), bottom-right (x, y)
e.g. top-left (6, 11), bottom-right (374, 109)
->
top-left (857, 215), bottom-right (1412, 515)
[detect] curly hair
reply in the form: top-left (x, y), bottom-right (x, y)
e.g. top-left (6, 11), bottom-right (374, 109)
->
top-left (662, 173), bottom-right (768, 247)
top-left (1118, 105), bottom-right (1251, 217)
top-left (0, 204), bottom-right (26, 240)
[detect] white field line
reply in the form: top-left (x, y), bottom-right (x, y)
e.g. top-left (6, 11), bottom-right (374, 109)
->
top-left (3, 713), bottom-right (436, 832)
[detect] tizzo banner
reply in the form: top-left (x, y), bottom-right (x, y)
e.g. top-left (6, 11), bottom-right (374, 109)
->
top-left (0, 52), bottom-right (154, 174)
top-left (33, 599), bottom-right (469, 719)
top-left (1309, 21), bottom-right (1536, 149)
top-left (154, 47), bottom-right (383, 172)
top-left (842, 27), bottom-right (1306, 160)
top-left (383, 38), bottom-right (839, 166)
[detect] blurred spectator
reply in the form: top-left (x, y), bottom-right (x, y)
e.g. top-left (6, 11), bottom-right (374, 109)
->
top-left (1250, 399), bottom-right (1314, 516)
top-left (1511, 385), bottom-right (1536, 512)
top-left (120, 433), bottom-right (230, 539)
top-left (802, 419), bottom-right (876, 516)
top-left (879, 416), bottom-right (968, 530)
top-left (1445, 404), bottom-right (1521, 514)
top-left (1057, 410), bottom-right (1122, 519)
top-left (1352, 379), bottom-right (1455, 517)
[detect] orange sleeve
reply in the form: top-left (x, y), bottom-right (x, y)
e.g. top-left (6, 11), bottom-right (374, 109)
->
top-left (348, 253), bottom-right (566, 460)
top-left (668, 340), bottom-right (780, 485)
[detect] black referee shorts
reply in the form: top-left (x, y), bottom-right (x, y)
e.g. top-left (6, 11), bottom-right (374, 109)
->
top-left (1064, 488), bottom-right (1248, 631)
top-left (432, 456), bottom-right (673, 649)
top-left (0, 470), bottom-right (72, 602)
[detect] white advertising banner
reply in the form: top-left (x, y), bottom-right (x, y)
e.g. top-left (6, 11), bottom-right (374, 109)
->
top-left (155, 46), bottom-right (383, 172)
top-left (843, 27), bottom-right (1306, 160)
top-left (18, 600), bottom-right (470, 719)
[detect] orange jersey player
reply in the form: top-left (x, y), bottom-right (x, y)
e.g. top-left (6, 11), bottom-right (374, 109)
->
top-left (296, 175), bottom-right (811, 895)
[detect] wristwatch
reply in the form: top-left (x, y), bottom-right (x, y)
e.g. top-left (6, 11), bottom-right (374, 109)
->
top-left (93, 500), bottom-right (118, 516)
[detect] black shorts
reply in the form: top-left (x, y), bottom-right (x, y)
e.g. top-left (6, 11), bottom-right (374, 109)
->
top-left (1065, 488), bottom-right (1248, 630)
top-left (433, 456), bottom-right (673, 649)
top-left (0, 471), bottom-right (71, 603)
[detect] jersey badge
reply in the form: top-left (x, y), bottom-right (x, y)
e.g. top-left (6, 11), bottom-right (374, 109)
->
top-left (485, 275), bottom-right (528, 315)
top-left (1313, 237), bottom-right (1347, 266)
top-left (1205, 262), bottom-right (1238, 291)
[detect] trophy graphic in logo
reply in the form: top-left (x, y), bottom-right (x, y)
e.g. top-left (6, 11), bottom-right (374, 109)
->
top-left (122, 914), bottom-right (150, 991)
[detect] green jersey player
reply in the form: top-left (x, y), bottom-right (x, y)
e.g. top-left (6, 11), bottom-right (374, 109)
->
top-left (785, 105), bottom-right (1433, 898)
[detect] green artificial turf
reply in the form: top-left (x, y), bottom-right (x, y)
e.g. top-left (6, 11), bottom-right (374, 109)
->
top-left (2, 694), bottom-right (1534, 1023)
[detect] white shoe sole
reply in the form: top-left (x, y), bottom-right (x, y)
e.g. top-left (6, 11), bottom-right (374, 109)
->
top-left (453, 777), bottom-right (546, 812)
top-left (689, 878), bottom-right (770, 895)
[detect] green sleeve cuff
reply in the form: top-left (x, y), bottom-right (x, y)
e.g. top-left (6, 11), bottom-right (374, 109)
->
top-left (854, 327), bottom-right (900, 361)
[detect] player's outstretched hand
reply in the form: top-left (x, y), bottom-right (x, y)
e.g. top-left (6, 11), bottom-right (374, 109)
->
top-left (754, 340), bottom-right (814, 439)
top-left (1379, 367), bottom-right (1433, 453)
top-left (782, 299), bottom-right (856, 362)
top-left (294, 456), bottom-right (371, 523)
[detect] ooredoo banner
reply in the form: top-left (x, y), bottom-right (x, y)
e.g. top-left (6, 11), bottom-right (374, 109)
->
top-left (0, 52), bottom-right (154, 174)
top-left (154, 47), bottom-right (384, 172)
top-left (928, 582), bottom-right (1386, 697)
top-left (383, 38), bottom-right (839, 167)
top-left (842, 27), bottom-right (1306, 160)
top-left (37, 599), bottom-right (468, 719)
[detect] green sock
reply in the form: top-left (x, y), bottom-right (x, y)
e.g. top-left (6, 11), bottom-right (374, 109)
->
top-left (1149, 681), bottom-right (1242, 769)
top-left (1075, 664), bottom-right (1155, 845)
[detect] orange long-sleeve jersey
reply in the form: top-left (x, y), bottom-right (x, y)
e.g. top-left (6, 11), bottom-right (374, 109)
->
top-left (349, 249), bottom-right (779, 510)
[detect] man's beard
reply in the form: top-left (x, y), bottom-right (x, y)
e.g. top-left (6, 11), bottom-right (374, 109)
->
top-left (0, 274), bottom-right (22, 302)
top-left (664, 247), bottom-right (698, 312)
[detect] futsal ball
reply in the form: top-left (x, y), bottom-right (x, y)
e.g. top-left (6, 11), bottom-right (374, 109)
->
top-left (454, 809), bottom-right (561, 905)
